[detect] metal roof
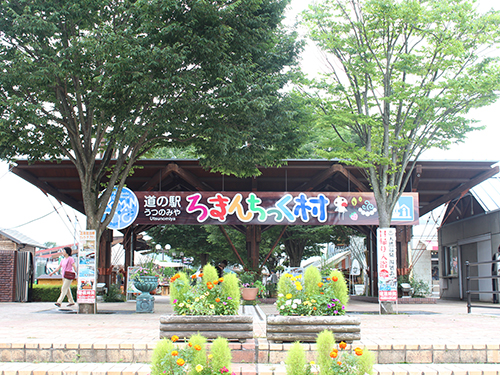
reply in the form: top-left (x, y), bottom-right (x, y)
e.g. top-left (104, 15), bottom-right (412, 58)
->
top-left (0, 227), bottom-right (47, 248)
top-left (471, 175), bottom-right (500, 212)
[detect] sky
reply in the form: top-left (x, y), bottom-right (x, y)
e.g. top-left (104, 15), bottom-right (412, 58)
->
top-left (0, 0), bottom-right (499, 247)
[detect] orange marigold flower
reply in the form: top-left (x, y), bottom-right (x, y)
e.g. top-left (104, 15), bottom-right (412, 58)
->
top-left (339, 341), bottom-right (347, 350)
top-left (194, 344), bottom-right (202, 351)
top-left (171, 350), bottom-right (178, 356)
top-left (176, 358), bottom-right (185, 366)
top-left (215, 298), bottom-right (221, 302)
top-left (326, 277), bottom-right (331, 281)
top-left (318, 282), bottom-right (323, 287)
top-left (332, 276), bottom-right (338, 282)
top-left (337, 361), bottom-right (342, 365)
top-left (329, 351), bottom-right (338, 358)
top-left (320, 292), bottom-right (324, 294)
top-left (199, 273), bottom-right (204, 277)
top-left (331, 348), bottom-right (338, 354)
top-left (188, 342), bottom-right (192, 347)
top-left (313, 306), bottom-right (317, 310)
top-left (219, 277), bottom-right (224, 283)
top-left (207, 284), bottom-right (214, 290)
top-left (355, 347), bottom-right (363, 356)
top-left (171, 335), bottom-right (179, 342)
top-left (191, 274), bottom-right (196, 279)
top-left (213, 280), bottom-right (219, 285)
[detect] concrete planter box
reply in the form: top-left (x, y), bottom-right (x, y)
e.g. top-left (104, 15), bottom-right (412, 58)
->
top-left (266, 314), bottom-right (361, 343)
top-left (159, 315), bottom-right (253, 342)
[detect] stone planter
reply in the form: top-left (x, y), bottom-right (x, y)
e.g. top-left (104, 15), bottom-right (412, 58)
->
top-left (134, 276), bottom-right (158, 313)
top-left (160, 315), bottom-right (253, 342)
top-left (266, 314), bottom-right (361, 343)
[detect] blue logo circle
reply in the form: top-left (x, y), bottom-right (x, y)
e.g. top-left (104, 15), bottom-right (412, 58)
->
top-left (101, 187), bottom-right (139, 230)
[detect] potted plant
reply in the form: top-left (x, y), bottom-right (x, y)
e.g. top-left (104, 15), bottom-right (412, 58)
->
top-left (238, 270), bottom-right (260, 301)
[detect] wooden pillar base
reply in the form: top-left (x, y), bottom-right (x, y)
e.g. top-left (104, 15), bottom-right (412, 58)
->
top-left (78, 303), bottom-right (96, 314)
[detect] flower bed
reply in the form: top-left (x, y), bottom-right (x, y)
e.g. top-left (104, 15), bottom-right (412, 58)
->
top-left (160, 264), bottom-right (252, 341)
top-left (268, 267), bottom-right (361, 343)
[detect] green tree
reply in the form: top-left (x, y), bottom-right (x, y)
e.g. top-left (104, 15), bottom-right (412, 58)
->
top-left (301, 0), bottom-right (500, 228)
top-left (0, 0), bottom-right (304, 253)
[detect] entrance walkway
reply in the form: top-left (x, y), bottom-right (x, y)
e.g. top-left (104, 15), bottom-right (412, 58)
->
top-left (1, 296), bottom-right (499, 374)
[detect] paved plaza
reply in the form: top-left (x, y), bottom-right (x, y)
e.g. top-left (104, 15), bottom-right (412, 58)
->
top-left (1, 296), bottom-right (500, 374)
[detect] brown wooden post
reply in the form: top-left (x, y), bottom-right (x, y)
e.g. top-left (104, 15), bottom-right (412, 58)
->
top-left (98, 229), bottom-right (113, 287)
top-left (246, 225), bottom-right (261, 270)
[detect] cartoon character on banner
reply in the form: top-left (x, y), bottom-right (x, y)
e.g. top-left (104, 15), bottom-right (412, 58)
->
top-left (333, 196), bottom-right (348, 220)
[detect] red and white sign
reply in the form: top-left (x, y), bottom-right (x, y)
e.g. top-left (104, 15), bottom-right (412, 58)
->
top-left (377, 228), bottom-right (398, 301)
top-left (76, 230), bottom-right (97, 304)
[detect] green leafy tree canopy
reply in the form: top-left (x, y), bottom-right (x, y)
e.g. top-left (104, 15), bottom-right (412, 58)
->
top-left (301, 0), bottom-right (500, 227)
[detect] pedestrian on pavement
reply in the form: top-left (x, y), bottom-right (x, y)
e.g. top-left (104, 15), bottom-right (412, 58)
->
top-left (493, 245), bottom-right (500, 304)
top-left (49, 247), bottom-right (77, 308)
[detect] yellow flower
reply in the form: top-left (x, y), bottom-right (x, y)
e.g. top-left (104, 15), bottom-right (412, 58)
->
top-left (171, 350), bottom-right (178, 356)
top-left (208, 354), bottom-right (213, 359)
top-left (297, 274), bottom-right (302, 279)
top-left (355, 347), bottom-right (363, 356)
top-left (310, 361), bottom-right (315, 365)
top-left (171, 335), bottom-right (179, 342)
top-left (291, 276), bottom-right (296, 281)
top-left (286, 293), bottom-right (292, 299)
top-left (196, 364), bottom-right (203, 372)
top-left (177, 358), bottom-right (185, 366)
top-left (295, 282), bottom-right (303, 291)
top-left (195, 297), bottom-right (200, 302)
top-left (194, 344), bottom-right (202, 351)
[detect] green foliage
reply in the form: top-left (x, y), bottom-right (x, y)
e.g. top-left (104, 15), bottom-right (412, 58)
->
top-left (102, 284), bottom-right (125, 303)
top-left (169, 272), bottom-right (190, 304)
top-left (276, 272), bottom-right (346, 316)
top-left (285, 342), bottom-right (309, 375)
top-left (300, 0), bottom-right (500, 227)
top-left (187, 334), bottom-right (207, 374)
top-left (304, 267), bottom-right (322, 297)
top-left (0, 0), bottom-right (305, 246)
top-left (398, 275), bottom-right (431, 298)
top-left (202, 264), bottom-right (218, 286)
top-left (150, 339), bottom-right (175, 375)
top-left (329, 269), bottom-right (349, 308)
top-left (238, 270), bottom-right (259, 286)
top-left (316, 330), bottom-right (336, 375)
top-left (31, 284), bottom-right (77, 302)
top-left (221, 273), bottom-right (241, 310)
top-left (209, 337), bottom-right (232, 374)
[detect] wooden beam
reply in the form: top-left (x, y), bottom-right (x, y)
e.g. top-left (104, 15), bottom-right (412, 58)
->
top-left (219, 226), bottom-right (246, 267)
top-left (11, 168), bottom-right (85, 213)
top-left (296, 164), bottom-right (369, 192)
top-left (139, 164), bottom-right (176, 191)
top-left (412, 165), bottom-right (422, 192)
top-left (260, 225), bottom-right (288, 270)
top-left (170, 163), bottom-right (214, 191)
top-left (420, 165), bottom-right (499, 216)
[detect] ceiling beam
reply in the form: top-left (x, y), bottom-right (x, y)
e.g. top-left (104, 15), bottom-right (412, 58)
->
top-left (10, 168), bottom-right (85, 214)
top-left (296, 164), bottom-right (369, 192)
top-left (420, 165), bottom-right (499, 216)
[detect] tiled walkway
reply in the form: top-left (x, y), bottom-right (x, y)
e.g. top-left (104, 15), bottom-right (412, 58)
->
top-left (1, 296), bottom-right (499, 374)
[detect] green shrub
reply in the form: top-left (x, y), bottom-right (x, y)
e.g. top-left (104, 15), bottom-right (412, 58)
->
top-left (285, 342), bottom-right (308, 375)
top-left (316, 330), bottom-right (335, 375)
top-left (221, 272), bottom-right (240, 311)
top-left (209, 337), bottom-right (232, 374)
top-left (169, 271), bottom-right (190, 303)
top-left (202, 264), bottom-right (218, 285)
top-left (102, 284), bottom-right (125, 302)
top-left (32, 284), bottom-right (77, 302)
top-left (150, 338), bottom-right (175, 375)
top-left (329, 269), bottom-right (349, 307)
top-left (304, 267), bottom-right (321, 298)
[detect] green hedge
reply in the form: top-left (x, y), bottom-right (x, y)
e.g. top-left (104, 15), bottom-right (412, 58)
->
top-left (31, 284), bottom-right (77, 302)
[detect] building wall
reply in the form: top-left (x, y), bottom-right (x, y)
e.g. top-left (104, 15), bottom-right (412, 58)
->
top-left (439, 210), bottom-right (500, 300)
top-left (411, 249), bottom-right (432, 290)
top-left (0, 250), bottom-right (16, 302)
top-left (0, 234), bottom-right (17, 251)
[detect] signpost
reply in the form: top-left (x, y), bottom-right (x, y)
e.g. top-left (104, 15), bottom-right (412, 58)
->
top-left (377, 228), bottom-right (398, 313)
top-left (77, 230), bottom-right (97, 313)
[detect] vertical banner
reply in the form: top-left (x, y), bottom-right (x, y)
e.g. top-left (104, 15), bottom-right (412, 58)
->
top-left (377, 228), bottom-right (398, 302)
top-left (77, 230), bottom-right (97, 304)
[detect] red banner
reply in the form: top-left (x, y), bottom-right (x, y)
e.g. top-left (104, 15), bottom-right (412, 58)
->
top-left (132, 191), bottom-right (419, 226)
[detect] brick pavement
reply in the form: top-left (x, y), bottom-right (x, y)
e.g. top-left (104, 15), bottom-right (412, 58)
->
top-left (1, 296), bottom-right (500, 374)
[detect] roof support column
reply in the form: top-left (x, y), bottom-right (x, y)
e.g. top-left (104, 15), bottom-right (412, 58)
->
top-left (246, 225), bottom-right (261, 270)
